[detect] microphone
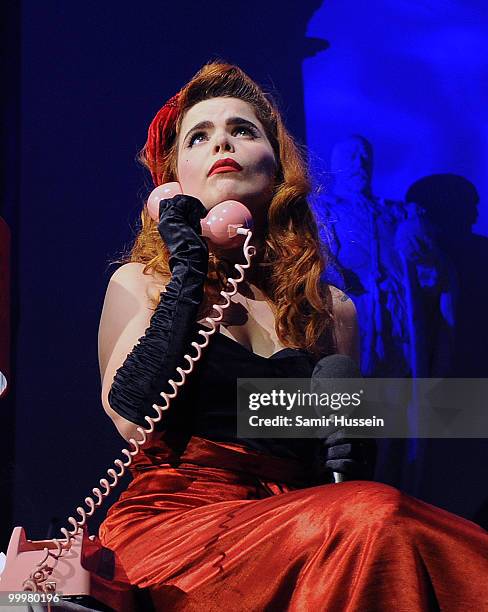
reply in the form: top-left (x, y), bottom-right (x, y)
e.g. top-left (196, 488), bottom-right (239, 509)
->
top-left (312, 353), bottom-right (361, 380)
top-left (310, 354), bottom-right (362, 484)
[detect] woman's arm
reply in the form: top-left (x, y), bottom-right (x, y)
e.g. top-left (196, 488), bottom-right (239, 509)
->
top-left (329, 285), bottom-right (360, 365)
top-left (316, 287), bottom-right (376, 481)
top-left (98, 262), bottom-right (169, 441)
top-left (99, 195), bottom-right (208, 443)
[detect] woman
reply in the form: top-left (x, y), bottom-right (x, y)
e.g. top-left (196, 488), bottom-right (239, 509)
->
top-left (97, 61), bottom-right (488, 611)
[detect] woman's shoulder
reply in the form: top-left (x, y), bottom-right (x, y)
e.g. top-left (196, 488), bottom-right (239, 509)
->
top-left (107, 262), bottom-right (170, 306)
top-left (323, 285), bottom-right (359, 363)
top-left (328, 285), bottom-right (357, 322)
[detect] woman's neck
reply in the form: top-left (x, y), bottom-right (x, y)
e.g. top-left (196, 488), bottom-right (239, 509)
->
top-left (211, 228), bottom-right (266, 268)
top-left (211, 238), bottom-right (270, 297)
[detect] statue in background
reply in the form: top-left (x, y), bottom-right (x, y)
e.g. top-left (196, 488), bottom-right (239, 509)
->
top-left (316, 135), bottom-right (453, 378)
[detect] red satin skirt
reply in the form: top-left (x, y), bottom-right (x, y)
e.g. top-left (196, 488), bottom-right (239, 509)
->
top-left (98, 435), bottom-right (488, 611)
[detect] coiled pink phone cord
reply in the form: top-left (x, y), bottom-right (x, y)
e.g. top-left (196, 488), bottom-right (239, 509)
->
top-left (22, 227), bottom-right (255, 592)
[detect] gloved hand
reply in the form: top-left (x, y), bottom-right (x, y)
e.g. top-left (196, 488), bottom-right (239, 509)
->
top-left (319, 429), bottom-right (377, 481)
top-left (108, 194), bottom-right (209, 427)
top-left (158, 194), bottom-right (209, 274)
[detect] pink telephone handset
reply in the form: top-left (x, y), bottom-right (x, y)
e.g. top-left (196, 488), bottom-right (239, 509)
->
top-left (0, 185), bottom-right (256, 606)
top-left (146, 182), bottom-right (253, 247)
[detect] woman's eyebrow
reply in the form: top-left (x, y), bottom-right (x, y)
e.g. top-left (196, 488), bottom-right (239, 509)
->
top-left (183, 117), bottom-right (260, 142)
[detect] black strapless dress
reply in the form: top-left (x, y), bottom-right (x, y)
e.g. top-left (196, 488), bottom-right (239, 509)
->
top-left (159, 322), bottom-right (324, 469)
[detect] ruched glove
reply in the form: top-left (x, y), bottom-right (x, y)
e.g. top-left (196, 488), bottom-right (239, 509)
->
top-left (319, 429), bottom-right (377, 481)
top-left (108, 195), bottom-right (209, 427)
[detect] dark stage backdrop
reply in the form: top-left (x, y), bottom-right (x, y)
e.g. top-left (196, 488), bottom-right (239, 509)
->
top-left (1, 0), bottom-right (487, 549)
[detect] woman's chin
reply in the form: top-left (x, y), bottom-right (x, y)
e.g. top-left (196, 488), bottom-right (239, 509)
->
top-left (208, 179), bottom-right (257, 203)
top-left (211, 192), bottom-right (264, 211)
top-left (212, 185), bottom-right (244, 202)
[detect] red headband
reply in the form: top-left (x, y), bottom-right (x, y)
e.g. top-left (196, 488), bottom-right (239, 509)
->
top-left (145, 92), bottom-right (181, 187)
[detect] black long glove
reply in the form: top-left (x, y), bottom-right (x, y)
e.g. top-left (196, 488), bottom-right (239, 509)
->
top-left (320, 429), bottom-right (377, 481)
top-left (108, 194), bottom-right (209, 427)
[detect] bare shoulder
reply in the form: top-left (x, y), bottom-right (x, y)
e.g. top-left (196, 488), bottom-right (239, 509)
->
top-left (329, 285), bottom-right (357, 322)
top-left (98, 262), bottom-right (169, 441)
top-left (98, 262), bottom-right (170, 381)
top-left (328, 285), bottom-right (360, 363)
top-left (107, 262), bottom-right (170, 306)
top-left (108, 262), bottom-right (146, 293)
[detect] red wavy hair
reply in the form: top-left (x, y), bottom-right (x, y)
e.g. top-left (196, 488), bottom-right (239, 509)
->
top-left (127, 60), bottom-right (334, 356)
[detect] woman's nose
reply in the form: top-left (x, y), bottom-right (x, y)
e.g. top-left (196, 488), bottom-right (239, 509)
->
top-left (213, 132), bottom-right (235, 153)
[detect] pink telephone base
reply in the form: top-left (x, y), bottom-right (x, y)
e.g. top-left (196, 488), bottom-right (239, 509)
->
top-left (1, 526), bottom-right (140, 611)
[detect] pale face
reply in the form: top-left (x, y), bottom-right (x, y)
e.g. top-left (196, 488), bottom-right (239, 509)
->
top-left (176, 97), bottom-right (278, 222)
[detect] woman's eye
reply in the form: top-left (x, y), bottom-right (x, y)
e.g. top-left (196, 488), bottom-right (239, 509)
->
top-left (234, 126), bottom-right (252, 134)
top-left (188, 131), bottom-right (207, 147)
top-left (233, 126), bottom-right (256, 137)
top-left (187, 125), bottom-right (258, 147)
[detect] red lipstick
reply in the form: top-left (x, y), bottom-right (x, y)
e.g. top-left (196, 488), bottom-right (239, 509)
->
top-left (208, 158), bottom-right (243, 176)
